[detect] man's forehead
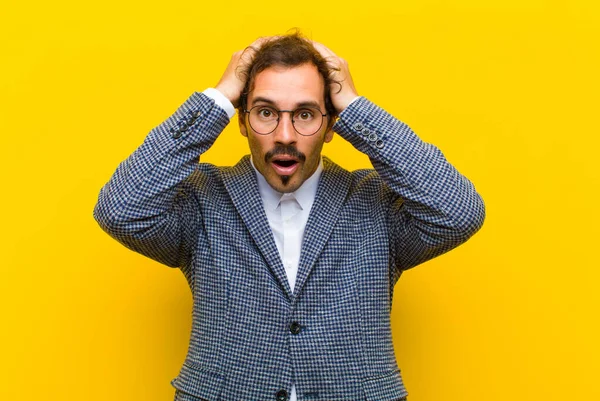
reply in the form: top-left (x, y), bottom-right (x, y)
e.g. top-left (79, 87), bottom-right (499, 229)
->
top-left (248, 64), bottom-right (326, 107)
top-left (249, 96), bottom-right (323, 109)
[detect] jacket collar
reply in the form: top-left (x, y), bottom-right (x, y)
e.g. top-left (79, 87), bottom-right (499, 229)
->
top-left (220, 155), bottom-right (352, 300)
top-left (249, 155), bottom-right (323, 212)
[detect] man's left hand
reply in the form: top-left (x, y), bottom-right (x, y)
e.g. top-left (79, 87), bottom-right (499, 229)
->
top-left (312, 42), bottom-right (360, 114)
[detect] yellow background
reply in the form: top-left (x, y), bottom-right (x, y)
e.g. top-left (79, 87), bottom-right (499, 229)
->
top-left (1, 1), bottom-right (598, 400)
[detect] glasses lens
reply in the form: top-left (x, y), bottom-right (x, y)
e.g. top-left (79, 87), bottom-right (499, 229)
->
top-left (247, 106), bottom-right (325, 136)
top-left (293, 107), bottom-right (324, 136)
top-left (249, 106), bottom-right (279, 135)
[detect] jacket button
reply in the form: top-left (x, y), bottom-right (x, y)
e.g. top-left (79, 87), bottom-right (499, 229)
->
top-left (172, 130), bottom-right (182, 139)
top-left (276, 389), bottom-right (288, 401)
top-left (352, 122), bottom-right (364, 132)
top-left (289, 321), bottom-right (301, 335)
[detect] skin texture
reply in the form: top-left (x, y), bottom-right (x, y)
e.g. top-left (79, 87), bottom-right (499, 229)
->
top-left (214, 37), bottom-right (359, 193)
top-left (238, 63), bottom-right (334, 193)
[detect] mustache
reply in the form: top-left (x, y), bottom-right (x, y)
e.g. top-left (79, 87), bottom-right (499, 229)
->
top-left (265, 145), bottom-right (306, 163)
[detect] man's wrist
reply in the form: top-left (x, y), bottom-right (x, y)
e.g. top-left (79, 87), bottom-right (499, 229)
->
top-left (335, 94), bottom-right (361, 114)
top-left (203, 88), bottom-right (236, 119)
top-left (345, 95), bottom-right (361, 109)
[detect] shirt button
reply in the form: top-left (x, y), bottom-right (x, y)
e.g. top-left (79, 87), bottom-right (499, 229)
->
top-left (276, 389), bottom-right (288, 401)
top-left (290, 321), bottom-right (301, 335)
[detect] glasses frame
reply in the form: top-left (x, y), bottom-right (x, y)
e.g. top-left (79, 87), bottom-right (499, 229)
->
top-left (244, 105), bottom-right (328, 136)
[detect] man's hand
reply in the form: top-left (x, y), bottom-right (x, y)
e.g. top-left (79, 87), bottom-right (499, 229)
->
top-left (312, 42), bottom-right (360, 114)
top-left (215, 37), bottom-right (272, 108)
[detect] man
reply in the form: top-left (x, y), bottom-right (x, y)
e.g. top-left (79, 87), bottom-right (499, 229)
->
top-left (94, 33), bottom-right (485, 401)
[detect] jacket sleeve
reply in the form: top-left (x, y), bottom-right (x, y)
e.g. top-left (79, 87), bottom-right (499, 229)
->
top-left (332, 97), bottom-right (486, 273)
top-left (93, 92), bottom-right (230, 269)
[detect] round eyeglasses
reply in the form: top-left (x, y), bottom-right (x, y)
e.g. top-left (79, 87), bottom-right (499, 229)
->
top-left (244, 105), bottom-right (327, 136)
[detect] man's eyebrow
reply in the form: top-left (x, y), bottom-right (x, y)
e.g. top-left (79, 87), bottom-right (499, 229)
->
top-left (251, 97), bottom-right (276, 106)
top-left (296, 100), bottom-right (323, 110)
top-left (251, 97), bottom-right (324, 110)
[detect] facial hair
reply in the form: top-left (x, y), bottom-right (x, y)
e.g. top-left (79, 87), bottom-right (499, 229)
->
top-left (266, 144), bottom-right (306, 187)
top-left (264, 144), bottom-right (306, 164)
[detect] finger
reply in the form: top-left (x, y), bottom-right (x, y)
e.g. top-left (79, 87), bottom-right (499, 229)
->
top-left (239, 36), bottom-right (275, 64)
top-left (246, 36), bottom-right (276, 53)
top-left (312, 41), bottom-right (338, 58)
top-left (312, 42), bottom-right (342, 72)
top-left (251, 36), bottom-right (276, 47)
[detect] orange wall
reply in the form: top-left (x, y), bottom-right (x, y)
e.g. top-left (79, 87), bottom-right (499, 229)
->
top-left (1, 1), bottom-right (598, 400)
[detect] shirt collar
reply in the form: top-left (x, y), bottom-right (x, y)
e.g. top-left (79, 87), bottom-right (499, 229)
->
top-left (250, 155), bottom-right (323, 213)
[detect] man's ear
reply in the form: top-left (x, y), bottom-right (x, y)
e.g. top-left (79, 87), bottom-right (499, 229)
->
top-left (238, 113), bottom-right (248, 137)
top-left (324, 117), bottom-right (336, 143)
top-left (324, 128), bottom-right (334, 143)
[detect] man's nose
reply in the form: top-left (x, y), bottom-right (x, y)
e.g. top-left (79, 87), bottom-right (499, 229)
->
top-left (273, 112), bottom-right (297, 144)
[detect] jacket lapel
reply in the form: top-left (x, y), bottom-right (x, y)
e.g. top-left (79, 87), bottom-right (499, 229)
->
top-left (293, 156), bottom-right (352, 298)
top-left (220, 155), bottom-right (293, 299)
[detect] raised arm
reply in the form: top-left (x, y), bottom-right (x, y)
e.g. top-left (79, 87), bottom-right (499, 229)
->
top-left (93, 93), bottom-right (229, 268)
top-left (315, 42), bottom-right (486, 273)
top-left (93, 38), bottom-right (269, 269)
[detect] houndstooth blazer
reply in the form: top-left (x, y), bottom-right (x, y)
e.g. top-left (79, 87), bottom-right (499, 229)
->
top-left (94, 92), bottom-right (485, 401)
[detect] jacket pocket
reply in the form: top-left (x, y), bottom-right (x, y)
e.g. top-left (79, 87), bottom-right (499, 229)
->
top-left (174, 388), bottom-right (208, 401)
top-left (362, 369), bottom-right (408, 401)
top-left (170, 362), bottom-right (224, 401)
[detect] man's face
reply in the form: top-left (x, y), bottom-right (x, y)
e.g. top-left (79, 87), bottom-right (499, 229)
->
top-left (239, 63), bottom-right (333, 193)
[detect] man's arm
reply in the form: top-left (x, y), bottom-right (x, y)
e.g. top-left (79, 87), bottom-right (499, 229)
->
top-left (334, 98), bottom-right (485, 272)
top-left (93, 93), bottom-right (230, 268)
top-left (93, 38), bottom-right (268, 268)
top-left (315, 42), bottom-right (486, 272)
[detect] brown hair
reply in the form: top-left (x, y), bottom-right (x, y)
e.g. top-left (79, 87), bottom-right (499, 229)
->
top-left (237, 31), bottom-right (341, 128)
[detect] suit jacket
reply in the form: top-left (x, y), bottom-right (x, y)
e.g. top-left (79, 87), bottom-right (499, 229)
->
top-left (94, 92), bottom-right (485, 401)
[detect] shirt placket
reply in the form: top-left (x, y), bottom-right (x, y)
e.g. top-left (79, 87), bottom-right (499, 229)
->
top-left (279, 195), bottom-right (301, 292)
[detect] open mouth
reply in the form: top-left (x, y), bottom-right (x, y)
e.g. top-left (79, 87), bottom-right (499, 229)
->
top-left (271, 157), bottom-right (300, 176)
top-left (273, 160), bottom-right (298, 168)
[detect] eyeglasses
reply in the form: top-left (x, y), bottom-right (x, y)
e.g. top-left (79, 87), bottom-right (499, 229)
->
top-left (244, 105), bottom-right (327, 136)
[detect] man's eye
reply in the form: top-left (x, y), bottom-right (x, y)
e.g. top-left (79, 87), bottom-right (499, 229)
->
top-left (258, 109), bottom-right (273, 118)
top-left (296, 109), bottom-right (315, 120)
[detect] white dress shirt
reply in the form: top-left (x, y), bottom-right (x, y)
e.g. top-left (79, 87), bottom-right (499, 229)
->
top-left (250, 157), bottom-right (323, 292)
top-left (250, 156), bottom-right (323, 401)
top-left (204, 87), bottom-right (326, 401)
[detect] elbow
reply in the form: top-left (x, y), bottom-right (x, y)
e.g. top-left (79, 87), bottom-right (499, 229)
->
top-left (93, 198), bottom-right (118, 236)
top-left (454, 192), bottom-right (486, 241)
top-left (93, 190), bottom-right (129, 236)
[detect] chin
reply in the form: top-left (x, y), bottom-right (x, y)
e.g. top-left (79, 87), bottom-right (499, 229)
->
top-left (268, 175), bottom-right (300, 193)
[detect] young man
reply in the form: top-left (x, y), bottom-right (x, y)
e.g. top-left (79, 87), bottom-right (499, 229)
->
top-left (94, 33), bottom-right (485, 401)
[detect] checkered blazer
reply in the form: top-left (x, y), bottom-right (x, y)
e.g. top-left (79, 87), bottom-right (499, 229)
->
top-left (94, 93), bottom-right (485, 401)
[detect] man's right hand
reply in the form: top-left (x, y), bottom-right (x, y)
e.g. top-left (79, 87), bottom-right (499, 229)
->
top-left (215, 37), bottom-right (272, 108)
